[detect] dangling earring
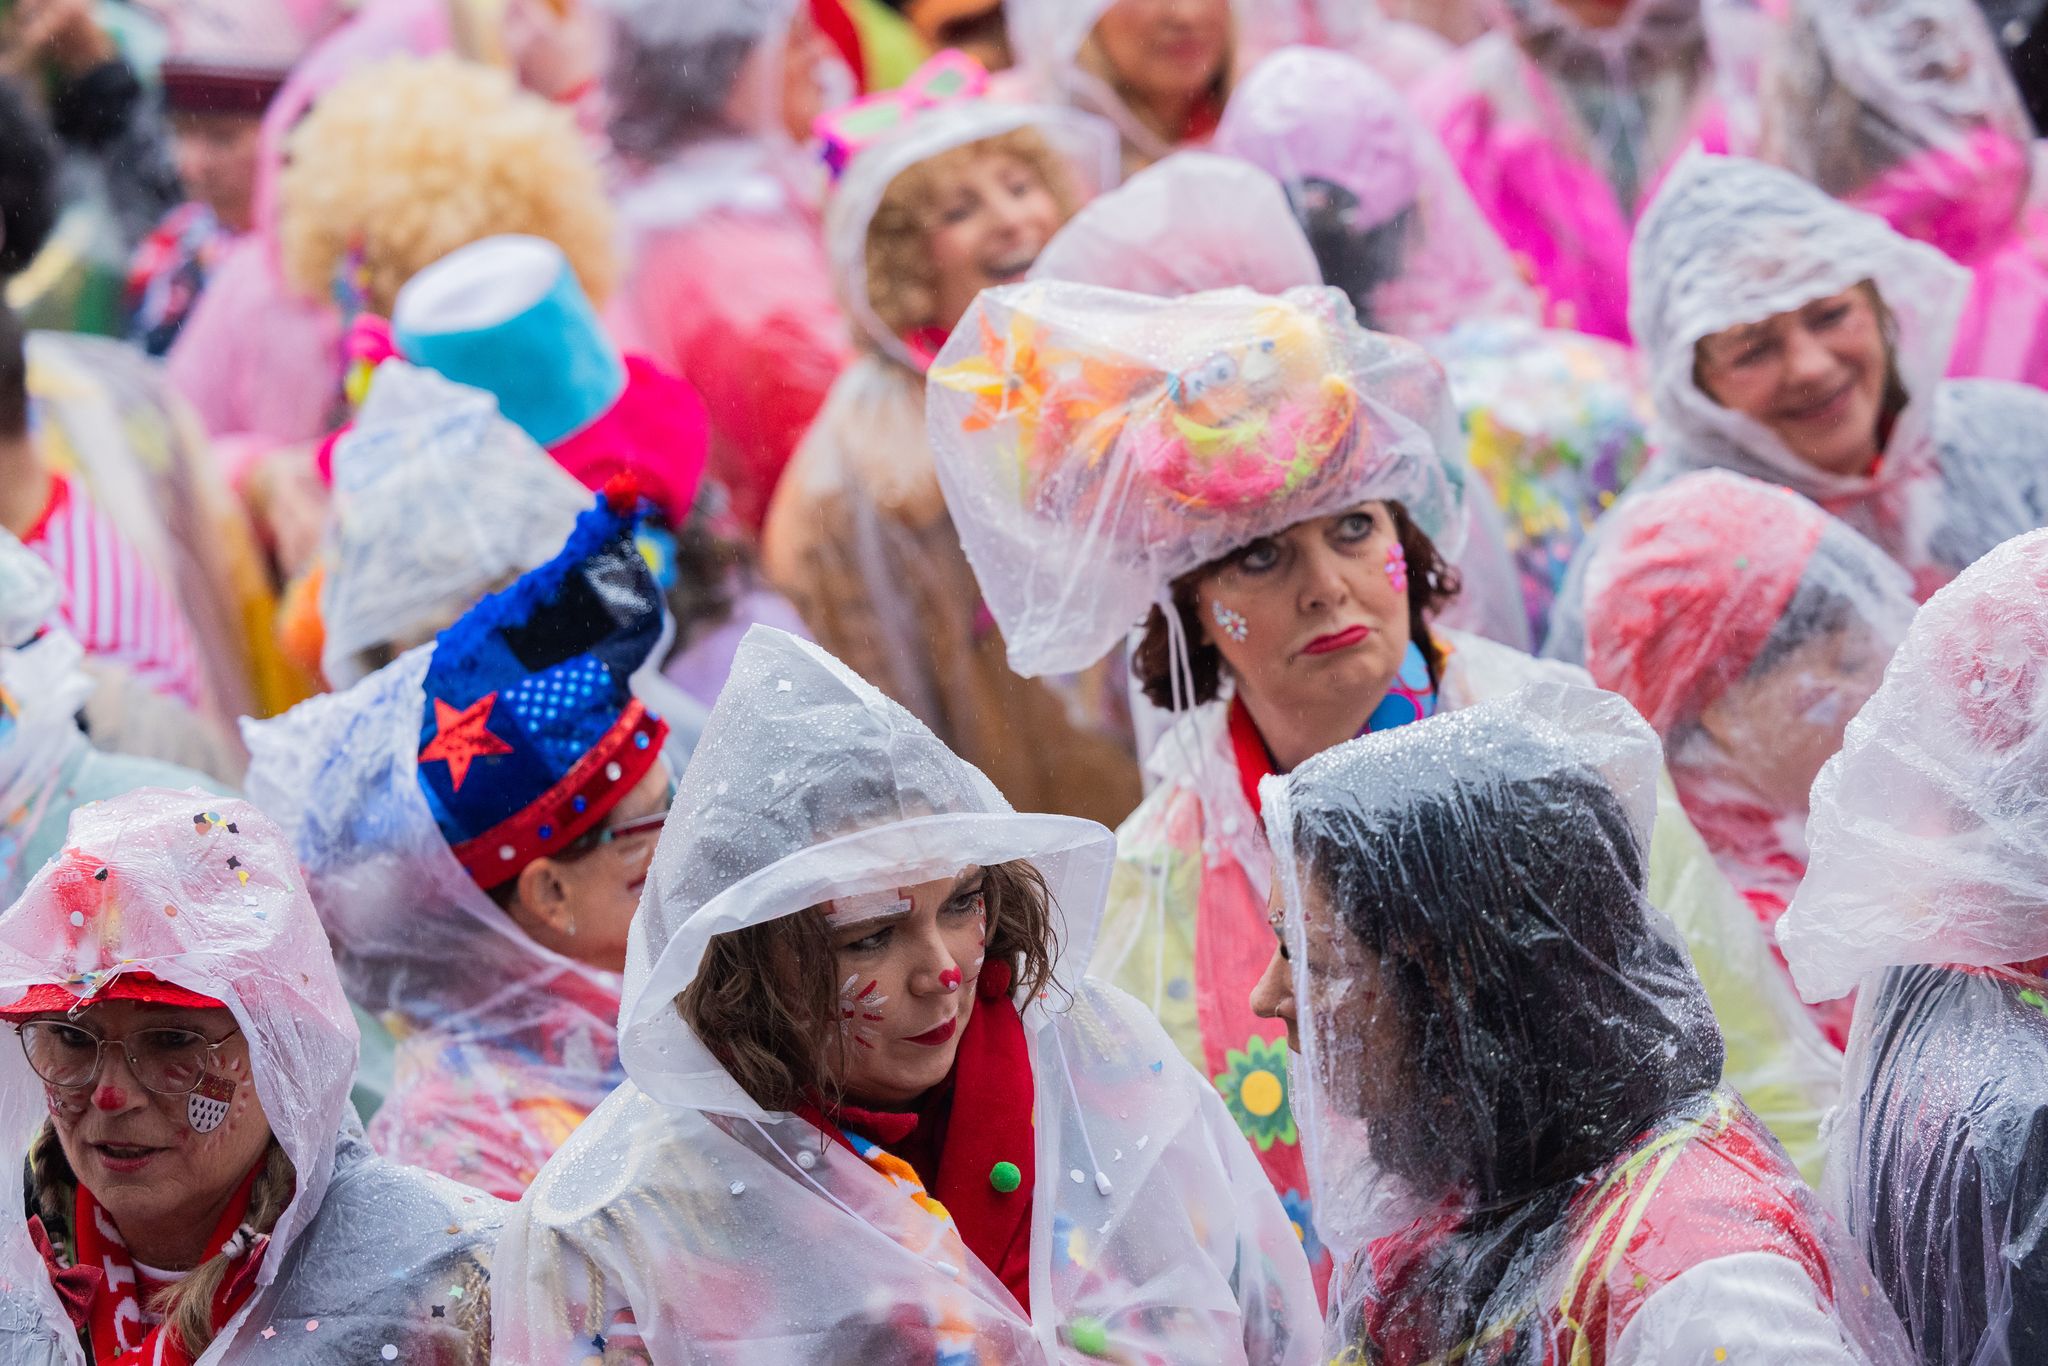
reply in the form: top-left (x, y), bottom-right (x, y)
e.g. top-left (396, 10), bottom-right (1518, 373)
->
top-left (1384, 541), bottom-right (1409, 593)
top-left (1210, 598), bottom-right (1249, 643)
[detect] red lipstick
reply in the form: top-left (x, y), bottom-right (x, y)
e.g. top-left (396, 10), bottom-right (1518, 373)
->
top-left (1302, 624), bottom-right (1371, 656)
top-left (904, 1019), bottom-right (958, 1047)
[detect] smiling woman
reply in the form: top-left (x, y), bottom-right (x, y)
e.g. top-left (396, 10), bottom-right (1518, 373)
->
top-left (0, 791), bottom-right (500, 1365)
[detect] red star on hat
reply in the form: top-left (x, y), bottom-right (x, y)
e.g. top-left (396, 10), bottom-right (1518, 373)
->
top-left (420, 694), bottom-right (515, 791)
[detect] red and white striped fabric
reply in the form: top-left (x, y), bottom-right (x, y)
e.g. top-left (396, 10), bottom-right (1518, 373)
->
top-left (21, 476), bottom-right (204, 710)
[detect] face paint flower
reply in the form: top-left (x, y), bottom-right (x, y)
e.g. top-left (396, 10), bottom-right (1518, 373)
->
top-left (838, 975), bottom-right (889, 1050)
top-left (1211, 599), bottom-right (1250, 644)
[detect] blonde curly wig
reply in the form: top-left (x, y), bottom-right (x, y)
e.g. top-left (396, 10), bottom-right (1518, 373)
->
top-left (863, 128), bottom-right (1079, 342)
top-left (280, 55), bottom-right (617, 315)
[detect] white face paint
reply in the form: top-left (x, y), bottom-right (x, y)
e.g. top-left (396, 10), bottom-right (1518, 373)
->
top-left (838, 975), bottom-right (890, 1051)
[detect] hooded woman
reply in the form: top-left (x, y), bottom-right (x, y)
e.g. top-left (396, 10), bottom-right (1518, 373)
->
top-left (764, 56), bottom-right (1141, 828)
top-left (1727, 0), bottom-right (2048, 386)
top-left (1004, 0), bottom-right (1236, 172)
top-left (1778, 529), bottom-right (2048, 1364)
top-left (597, 0), bottom-right (854, 534)
top-left (1415, 0), bottom-right (1724, 343)
top-left (0, 790), bottom-right (501, 1364)
top-left (247, 485), bottom-right (675, 1201)
top-left (1255, 683), bottom-right (1910, 1363)
top-left (1581, 470), bottom-right (1917, 1048)
top-left (491, 626), bottom-right (1319, 1361)
top-left (1215, 45), bottom-right (1653, 649)
top-left (926, 281), bottom-right (1840, 1278)
top-left (1547, 151), bottom-right (2048, 661)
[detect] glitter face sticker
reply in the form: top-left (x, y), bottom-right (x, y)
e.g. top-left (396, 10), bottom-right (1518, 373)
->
top-left (839, 976), bottom-right (889, 1050)
top-left (1384, 540), bottom-right (1409, 593)
top-left (188, 1072), bottom-right (235, 1134)
top-left (1210, 599), bottom-right (1250, 644)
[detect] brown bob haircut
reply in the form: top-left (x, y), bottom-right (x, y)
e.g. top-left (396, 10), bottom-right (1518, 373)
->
top-left (677, 859), bottom-right (1060, 1113)
top-left (1131, 499), bottom-right (1462, 710)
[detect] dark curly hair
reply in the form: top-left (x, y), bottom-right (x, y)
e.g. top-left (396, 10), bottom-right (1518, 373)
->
top-left (0, 79), bottom-right (60, 279)
top-left (1131, 499), bottom-right (1461, 710)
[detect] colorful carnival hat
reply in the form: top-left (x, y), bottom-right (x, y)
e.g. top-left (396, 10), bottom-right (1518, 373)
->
top-left (391, 235), bottom-right (710, 525)
top-left (926, 280), bottom-right (1465, 676)
top-left (416, 478), bottom-right (671, 889)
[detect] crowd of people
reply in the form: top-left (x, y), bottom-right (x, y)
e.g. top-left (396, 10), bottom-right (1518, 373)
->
top-left (2, 0), bottom-right (2048, 1360)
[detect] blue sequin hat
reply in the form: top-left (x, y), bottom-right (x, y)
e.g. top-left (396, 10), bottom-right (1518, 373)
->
top-left (416, 476), bottom-right (670, 888)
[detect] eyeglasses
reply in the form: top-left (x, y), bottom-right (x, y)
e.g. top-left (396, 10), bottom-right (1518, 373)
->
top-left (559, 779), bottom-right (676, 862)
top-left (17, 1020), bottom-right (243, 1096)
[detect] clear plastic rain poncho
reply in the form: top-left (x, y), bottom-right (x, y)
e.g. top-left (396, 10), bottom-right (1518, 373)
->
top-left (1003, 0), bottom-right (1236, 169)
top-left (1022, 149), bottom-right (1529, 668)
top-left (491, 627), bottom-right (1320, 1363)
top-left (1777, 529), bottom-right (2048, 1364)
top-left (0, 791), bottom-right (502, 1364)
top-left (1265, 682), bottom-right (1911, 1364)
top-left (317, 362), bottom-right (588, 689)
top-left (1547, 150), bottom-right (2048, 662)
top-left (1582, 469), bottom-right (1917, 1048)
top-left (1029, 151), bottom-right (1322, 303)
top-left (0, 535), bottom-right (227, 908)
top-left (765, 94), bottom-right (1140, 827)
top-left (1413, 0), bottom-right (1723, 343)
top-left (926, 278), bottom-right (1838, 1262)
top-left (1217, 45), bottom-right (1653, 648)
top-left (1710, 0), bottom-right (2048, 385)
top-left (241, 644), bottom-right (636, 1202)
top-left (925, 281), bottom-right (1465, 680)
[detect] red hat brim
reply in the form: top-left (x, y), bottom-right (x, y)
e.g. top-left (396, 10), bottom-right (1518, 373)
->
top-left (0, 973), bottom-right (227, 1022)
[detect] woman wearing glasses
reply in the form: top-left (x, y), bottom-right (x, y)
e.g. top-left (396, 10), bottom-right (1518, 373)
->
top-left (0, 790), bottom-right (500, 1365)
top-left (245, 483), bottom-right (675, 1200)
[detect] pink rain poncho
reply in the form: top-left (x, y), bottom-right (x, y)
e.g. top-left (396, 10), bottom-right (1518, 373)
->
top-left (490, 626), bottom-right (1320, 1363)
top-left (1415, 0), bottom-right (1725, 343)
top-left (1581, 469), bottom-right (1917, 1049)
top-left (1547, 151), bottom-right (2048, 663)
top-left (763, 91), bottom-right (1143, 827)
top-left (600, 0), bottom-right (851, 535)
top-left (1265, 682), bottom-right (1911, 1364)
top-left (1777, 529), bottom-right (2048, 1364)
top-left (925, 281), bottom-right (1841, 1275)
top-left (1718, 0), bottom-right (2048, 386)
top-left (1216, 45), bottom-right (1653, 649)
top-left (0, 790), bottom-right (502, 1363)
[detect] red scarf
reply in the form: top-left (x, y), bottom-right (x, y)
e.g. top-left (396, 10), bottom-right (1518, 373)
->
top-left (71, 1162), bottom-right (268, 1365)
top-left (805, 960), bottom-right (1038, 1311)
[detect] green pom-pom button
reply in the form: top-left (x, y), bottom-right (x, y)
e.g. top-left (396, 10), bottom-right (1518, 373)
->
top-left (989, 1160), bottom-right (1022, 1194)
top-left (1067, 1316), bottom-right (1110, 1357)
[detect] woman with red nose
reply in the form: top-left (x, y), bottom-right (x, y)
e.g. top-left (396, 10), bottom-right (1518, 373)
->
top-left (0, 791), bottom-right (499, 1365)
top-left (491, 628), bottom-right (1319, 1362)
